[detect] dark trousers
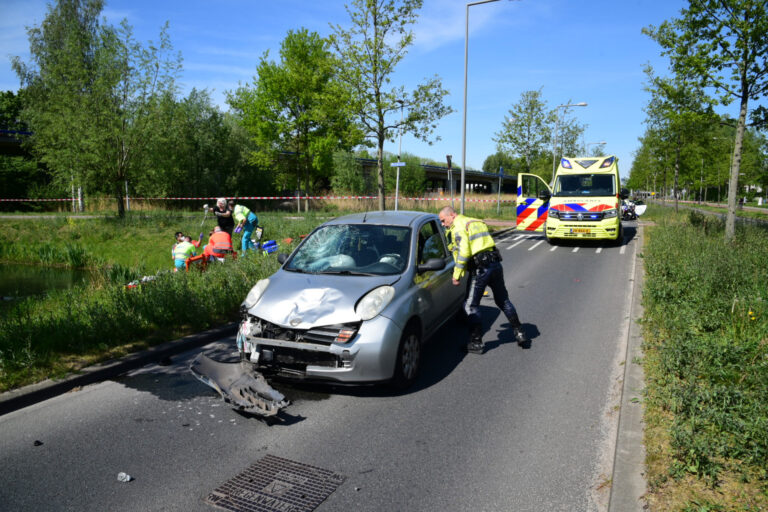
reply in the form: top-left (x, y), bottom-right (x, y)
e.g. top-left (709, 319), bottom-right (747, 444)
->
top-left (464, 260), bottom-right (519, 328)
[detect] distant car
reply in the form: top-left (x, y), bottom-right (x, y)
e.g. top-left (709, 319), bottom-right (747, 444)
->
top-left (237, 210), bottom-right (465, 389)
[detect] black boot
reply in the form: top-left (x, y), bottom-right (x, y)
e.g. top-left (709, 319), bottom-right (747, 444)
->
top-left (513, 327), bottom-right (528, 346)
top-left (508, 313), bottom-right (529, 346)
top-left (466, 325), bottom-right (484, 354)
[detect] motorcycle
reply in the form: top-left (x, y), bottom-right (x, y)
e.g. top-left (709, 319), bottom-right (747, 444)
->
top-left (621, 200), bottom-right (636, 220)
top-left (621, 199), bottom-right (647, 220)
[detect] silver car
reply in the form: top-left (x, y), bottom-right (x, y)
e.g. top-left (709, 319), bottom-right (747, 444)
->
top-left (238, 210), bottom-right (465, 389)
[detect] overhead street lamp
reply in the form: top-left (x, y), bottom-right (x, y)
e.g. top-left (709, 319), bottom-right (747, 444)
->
top-left (586, 140), bottom-right (606, 155)
top-left (551, 102), bottom-right (587, 177)
top-left (460, 0), bottom-right (510, 214)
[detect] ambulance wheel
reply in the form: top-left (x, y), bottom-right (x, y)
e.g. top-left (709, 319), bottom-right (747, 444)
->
top-left (613, 224), bottom-right (624, 246)
top-left (545, 234), bottom-right (558, 246)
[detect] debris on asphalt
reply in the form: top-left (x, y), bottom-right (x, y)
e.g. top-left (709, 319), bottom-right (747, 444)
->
top-left (117, 472), bottom-right (133, 483)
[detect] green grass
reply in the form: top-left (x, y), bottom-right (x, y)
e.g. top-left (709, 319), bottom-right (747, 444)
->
top-left (0, 211), bottom-right (324, 391)
top-left (0, 211), bottom-right (322, 272)
top-left (641, 206), bottom-right (768, 510)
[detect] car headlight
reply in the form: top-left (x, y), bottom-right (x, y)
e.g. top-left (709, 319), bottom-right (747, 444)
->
top-left (356, 286), bottom-right (395, 321)
top-left (603, 208), bottom-right (618, 218)
top-left (242, 278), bottom-right (270, 310)
top-left (548, 208), bottom-right (560, 219)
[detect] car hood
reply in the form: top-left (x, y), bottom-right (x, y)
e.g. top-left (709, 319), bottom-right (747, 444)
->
top-left (247, 270), bottom-right (400, 329)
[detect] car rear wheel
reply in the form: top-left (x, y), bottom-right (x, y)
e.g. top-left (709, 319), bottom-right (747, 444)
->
top-left (391, 325), bottom-right (421, 390)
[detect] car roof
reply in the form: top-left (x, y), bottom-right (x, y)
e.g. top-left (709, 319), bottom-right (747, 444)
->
top-left (322, 210), bottom-right (437, 228)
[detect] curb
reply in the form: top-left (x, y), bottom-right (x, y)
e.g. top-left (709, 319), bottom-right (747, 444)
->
top-left (608, 225), bottom-right (648, 510)
top-left (0, 322), bottom-right (238, 417)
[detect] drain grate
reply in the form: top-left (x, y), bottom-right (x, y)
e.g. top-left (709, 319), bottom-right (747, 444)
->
top-left (205, 454), bottom-right (346, 512)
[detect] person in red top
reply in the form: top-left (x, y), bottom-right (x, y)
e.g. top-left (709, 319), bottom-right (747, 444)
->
top-left (203, 226), bottom-right (234, 262)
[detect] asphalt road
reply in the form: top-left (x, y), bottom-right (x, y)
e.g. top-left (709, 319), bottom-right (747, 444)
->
top-left (0, 223), bottom-right (640, 512)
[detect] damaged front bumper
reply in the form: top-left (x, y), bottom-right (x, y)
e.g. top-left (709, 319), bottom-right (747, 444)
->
top-left (239, 314), bottom-right (404, 383)
top-left (190, 353), bottom-right (289, 417)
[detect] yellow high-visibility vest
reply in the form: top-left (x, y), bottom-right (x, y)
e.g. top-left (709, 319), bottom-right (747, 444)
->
top-left (173, 241), bottom-right (196, 260)
top-left (449, 214), bottom-right (495, 281)
top-left (233, 204), bottom-right (251, 223)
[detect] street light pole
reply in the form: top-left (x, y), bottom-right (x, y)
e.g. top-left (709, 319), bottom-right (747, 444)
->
top-left (586, 140), bottom-right (606, 155)
top-left (461, 0), bottom-right (503, 214)
top-left (551, 102), bottom-right (587, 177)
top-left (394, 99), bottom-right (404, 211)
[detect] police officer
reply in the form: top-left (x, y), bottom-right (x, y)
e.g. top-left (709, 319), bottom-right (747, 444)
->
top-left (438, 206), bottom-right (528, 353)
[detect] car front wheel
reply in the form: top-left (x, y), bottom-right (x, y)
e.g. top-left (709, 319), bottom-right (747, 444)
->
top-left (391, 325), bottom-right (421, 390)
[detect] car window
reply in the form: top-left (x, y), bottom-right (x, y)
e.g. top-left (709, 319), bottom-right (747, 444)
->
top-left (417, 221), bottom-right (447, 264)
top-left (285, 224), bottom-right (411, 275)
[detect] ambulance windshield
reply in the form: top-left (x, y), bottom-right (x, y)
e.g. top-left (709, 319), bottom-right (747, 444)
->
top-left (552, 174), bottom-right (616, 197)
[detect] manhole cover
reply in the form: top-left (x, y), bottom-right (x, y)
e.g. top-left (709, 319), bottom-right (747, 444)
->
top-left (205, 454), bottom-right (346, 512)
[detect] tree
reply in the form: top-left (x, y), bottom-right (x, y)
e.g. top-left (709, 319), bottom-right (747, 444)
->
top-left (493, 89), bottom-right (586, 183)
top-left (330, 0), bottom-right (453, 210)
top-left (12, 0), bottom-right (180, 216)
top-left (138, 89), bottom-right (262, 198)
top-left (643, 65), bottom-right (716, 211)
top-left (383, 151), bottom-right (425, 198)
top-left (493, 88), bottom-right (554, 172)
top-left (482, 151), bottom-right (520, 175)
top-left (228, 28), bottom-right (359, 211)
top-left (0, 90), bottom-right (53, 207)
top-left (644, 0), bottom-right (768, 240)
top-left (331, 150), bottom-right (367, 195)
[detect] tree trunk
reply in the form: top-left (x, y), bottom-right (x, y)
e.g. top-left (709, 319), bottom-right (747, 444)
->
top-left (115, 181), bottom-right (125, 218)
top-left (674, 138), bottom-right (680, 213)
top-left (725, 88), bottom-right (749, 242)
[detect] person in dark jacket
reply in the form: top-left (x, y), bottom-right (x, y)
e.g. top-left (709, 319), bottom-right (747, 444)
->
top-left (210, 197), bottom-right (234, 236)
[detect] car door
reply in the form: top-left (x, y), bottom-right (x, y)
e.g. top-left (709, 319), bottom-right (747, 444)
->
top-left (413, 219), bottom-right (459, 336)
top-left (516, 173), bottom-right (551, 232)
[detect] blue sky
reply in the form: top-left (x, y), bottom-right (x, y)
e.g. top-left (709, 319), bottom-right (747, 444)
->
top-left (2, 0), bottom-right (695, 180)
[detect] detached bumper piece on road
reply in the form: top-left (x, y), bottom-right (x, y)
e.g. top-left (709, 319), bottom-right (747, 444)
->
top-left (190, 353), bottom-right (289, 417)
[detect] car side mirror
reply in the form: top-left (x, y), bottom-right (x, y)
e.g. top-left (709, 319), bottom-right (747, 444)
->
top-left (538, 189), bottom-right (551, 201)
top-left (619, 188), bottom-right (629, 200)
top-left (417, 258), bottom-right (446, 274)
top-left (277, 253), bottom-right (288, 264)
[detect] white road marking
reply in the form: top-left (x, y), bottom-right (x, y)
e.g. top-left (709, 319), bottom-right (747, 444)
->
top-left (550, 246), bottom-right (557, 252)
top-left (528, 240), bottom-right (544, 251)
top-left (572, 247), bottom-right (579, 253)
top-left (596, 247), bottom-right (602, 254)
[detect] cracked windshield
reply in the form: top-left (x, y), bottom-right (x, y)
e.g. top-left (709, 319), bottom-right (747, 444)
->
top-left (285, 224), bottom-right (410, 275)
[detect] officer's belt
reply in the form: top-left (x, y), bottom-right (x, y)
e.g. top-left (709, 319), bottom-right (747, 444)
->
top-left (472, 247), bottom-right (501, 267)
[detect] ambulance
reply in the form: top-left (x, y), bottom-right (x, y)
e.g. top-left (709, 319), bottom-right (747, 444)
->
top-left (516, 155), bottom-right (629, 244)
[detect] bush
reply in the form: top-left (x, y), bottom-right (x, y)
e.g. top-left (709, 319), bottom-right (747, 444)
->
top-left (643, 220), bottom-right (768, 482)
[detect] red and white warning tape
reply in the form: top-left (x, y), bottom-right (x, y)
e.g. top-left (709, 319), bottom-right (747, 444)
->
top-left (0, 198), bottom-right (77, 202)
top-left (1, 195), bottom-right (515, 203)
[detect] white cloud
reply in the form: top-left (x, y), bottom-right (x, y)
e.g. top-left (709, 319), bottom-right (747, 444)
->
top-left (412, 0), bottom-right (545, 52)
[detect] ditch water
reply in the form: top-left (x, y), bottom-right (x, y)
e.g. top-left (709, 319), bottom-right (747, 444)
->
top-left (0, 263), bottom-right (96, 302)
